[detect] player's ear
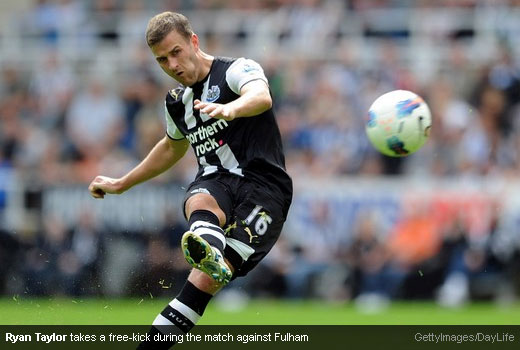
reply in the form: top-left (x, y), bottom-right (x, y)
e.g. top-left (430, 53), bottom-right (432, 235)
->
top-left (191, 34), bottom-right (199, 50)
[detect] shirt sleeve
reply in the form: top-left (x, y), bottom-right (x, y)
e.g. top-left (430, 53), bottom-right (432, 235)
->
top-left (225, 58), bottom-right (269, 95)
top-left (164, 103), bottom-right (185, 140)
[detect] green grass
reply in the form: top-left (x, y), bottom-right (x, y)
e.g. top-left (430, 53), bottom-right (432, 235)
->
top-left (1, 298), bottom-right (519, 325)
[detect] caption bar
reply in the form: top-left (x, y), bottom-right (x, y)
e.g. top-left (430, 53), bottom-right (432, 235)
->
top-left (5, 331), bottom-right (309, 344)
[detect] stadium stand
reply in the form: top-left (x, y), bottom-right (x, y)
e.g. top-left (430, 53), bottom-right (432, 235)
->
top-left (1, 0), bottom-right (520, 306)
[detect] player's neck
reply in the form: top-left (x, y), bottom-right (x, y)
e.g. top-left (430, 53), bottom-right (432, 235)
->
top-left (196, 50), bottom-right (214, 83)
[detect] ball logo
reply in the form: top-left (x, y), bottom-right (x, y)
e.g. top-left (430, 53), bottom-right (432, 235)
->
top-left (386, 136), bottom-right (409, 155)
top-left (396, 97), bottom-right (423, 118)
top-left (366, 110), bottom-right (377, 127)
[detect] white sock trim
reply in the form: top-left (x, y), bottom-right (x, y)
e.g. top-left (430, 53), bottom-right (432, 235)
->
top-left (169, 299), bottom-right (201, 324)
top-left (190, 220), bottom-right (221, 231)
top-left (192, 227), bottom-right (226, 247)
top-left (153, 313), bottom-right (174, 327)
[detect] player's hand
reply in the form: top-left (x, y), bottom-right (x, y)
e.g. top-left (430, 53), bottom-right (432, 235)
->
top-left (88, 176), bottom-right (124, 199)
top-left (194, 99), bottom-right (236, 121)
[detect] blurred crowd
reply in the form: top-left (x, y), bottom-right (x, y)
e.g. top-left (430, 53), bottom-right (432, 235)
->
top-left (1, 0), bottom-right (520, 305)
top-left (257, 200), bottom-right (520, 308)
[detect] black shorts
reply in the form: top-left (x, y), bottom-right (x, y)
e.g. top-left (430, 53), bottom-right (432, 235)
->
top-left (183, 173), bottom-right (292, 278)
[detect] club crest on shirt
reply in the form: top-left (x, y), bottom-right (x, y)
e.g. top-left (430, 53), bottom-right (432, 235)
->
top-left (206, 85), bottom-right (220, 103)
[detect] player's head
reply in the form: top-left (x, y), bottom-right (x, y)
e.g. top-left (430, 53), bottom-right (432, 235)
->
top-left (146, 12), bottom-right (203, 86)
top-left (146, 12), bottom-right (193, 47)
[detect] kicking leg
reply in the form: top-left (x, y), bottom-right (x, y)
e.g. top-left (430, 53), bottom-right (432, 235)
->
top-left (182, 194), bottom-right (232, 284)
top-left (137, 194), bottom-right (235, 349)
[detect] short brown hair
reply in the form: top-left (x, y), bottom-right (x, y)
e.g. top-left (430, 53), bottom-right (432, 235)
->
top-left (145, 12), bottom-right (193, 47)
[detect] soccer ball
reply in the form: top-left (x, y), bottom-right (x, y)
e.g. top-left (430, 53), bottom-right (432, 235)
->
top-left (365, 90), bottom-right (432, 157)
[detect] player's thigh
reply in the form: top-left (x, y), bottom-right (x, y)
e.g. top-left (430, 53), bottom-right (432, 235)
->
top-left (185, 193), bottom-right (227, 227)
top-left (183, 176), bottom-right (233, 225)
top-left (224, 183), bottom-right (288, 278)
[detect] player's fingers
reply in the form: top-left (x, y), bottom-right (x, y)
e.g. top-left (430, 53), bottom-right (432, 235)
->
top-left (90, 187), bottom-right (106, 199)
top-left (211, 106), bottom-right (232, 119)
top-left (202, 104), bottom-right (217, 114)
top-left (92, 192), bottom-right (105, 199)
top-left (209, 107), bottom-right (223, 118)
top-left (193, 100), bottom-right (205, 109)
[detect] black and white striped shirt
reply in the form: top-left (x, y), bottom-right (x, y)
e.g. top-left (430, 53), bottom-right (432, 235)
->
top-left (164, 56), bottom-right (292, 196)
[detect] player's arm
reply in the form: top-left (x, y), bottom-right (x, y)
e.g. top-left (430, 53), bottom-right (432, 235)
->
top-left (193, 79), bottom-right (271, 121)
top-left (88, 136), bottom-right (189, 199)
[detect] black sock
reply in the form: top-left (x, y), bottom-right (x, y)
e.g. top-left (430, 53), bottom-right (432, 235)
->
top-left (188, 209), bottom-right (226, 253)
top-left (137, 281), bottom-right (213, 349)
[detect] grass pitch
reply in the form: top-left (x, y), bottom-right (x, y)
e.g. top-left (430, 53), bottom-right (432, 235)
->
top-left (1, 297), bottom-right (519, 325)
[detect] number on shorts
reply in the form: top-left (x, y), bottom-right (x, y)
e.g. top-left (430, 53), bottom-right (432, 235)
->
top-left (244, 205), bottom-right (272, 236)
top-left (255, 213), bottom-right (272, 236)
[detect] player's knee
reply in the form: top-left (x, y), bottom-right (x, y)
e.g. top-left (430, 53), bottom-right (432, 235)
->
top-left (185, 193), bottom-right (226, 226)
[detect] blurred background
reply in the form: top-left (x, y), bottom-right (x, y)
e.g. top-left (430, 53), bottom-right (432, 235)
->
top-left (1, 0), bottom-right (520, 313)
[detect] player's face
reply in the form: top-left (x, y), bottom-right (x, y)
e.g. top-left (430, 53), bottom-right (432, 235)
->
top-left (151, 30), bottom-right (201, 86)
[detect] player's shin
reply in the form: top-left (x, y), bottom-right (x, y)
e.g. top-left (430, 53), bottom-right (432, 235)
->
top-left (137, 280), bottom-right (212, 349)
